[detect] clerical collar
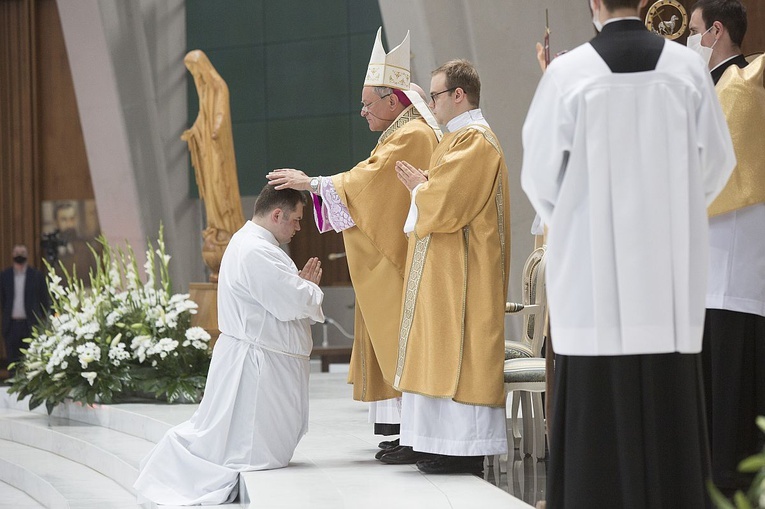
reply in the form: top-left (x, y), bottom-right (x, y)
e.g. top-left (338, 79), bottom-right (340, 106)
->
top-left (247, 221), bottom-right (279, 246)
top-left (603, 16), bottom-right (641, 27)
top-left (446, 109), bottom-right (489, 133)
top-left (711, 54), bottom-right (743, 74)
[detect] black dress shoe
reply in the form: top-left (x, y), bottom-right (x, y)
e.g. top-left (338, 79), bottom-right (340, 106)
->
top-left (416, 455), bottom-right (485, 474)
top-left (379, 446), bottom-right (437, 465)
top-left (378, 438), bottom-right (400, 450)
top-left (375, 445), bottom-right (403, 460)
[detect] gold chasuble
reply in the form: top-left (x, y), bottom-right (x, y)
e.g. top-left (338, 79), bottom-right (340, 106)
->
top-left (394, 125), bottom-right (511, 407)
top-left (709, 54), bottom-right (765, 217)
top-left (332, 106), bottom-right (439, 402)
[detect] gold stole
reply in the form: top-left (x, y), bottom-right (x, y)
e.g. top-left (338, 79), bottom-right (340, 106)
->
top-left (709, 54), bottom-right (765, 217)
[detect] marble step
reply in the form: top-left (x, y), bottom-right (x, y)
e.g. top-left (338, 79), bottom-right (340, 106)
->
top-left (0, 396), bottom-right (248, 509)
top-left (0, 438), bottom-right (141, 508)
top-left (0, 478), bottom-right (47, 508)
top-left (0, 388), bottom-right (196, 444)
top-left (0, 407), bottom-right (154, 493)
top-left (0, 460), bottom-right (58, 509)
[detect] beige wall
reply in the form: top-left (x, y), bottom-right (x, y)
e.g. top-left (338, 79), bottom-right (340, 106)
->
top-left (380, 0), bottom-right (594, 338)
top-left (57, 0), bottom-right (206, 289)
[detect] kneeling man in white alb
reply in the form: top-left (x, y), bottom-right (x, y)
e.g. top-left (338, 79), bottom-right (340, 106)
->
top-left (134, 184), bottom-right (324, 505)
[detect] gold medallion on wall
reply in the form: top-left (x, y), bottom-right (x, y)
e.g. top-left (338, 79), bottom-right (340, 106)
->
top-left (645, 0), bottom-right (688, 40)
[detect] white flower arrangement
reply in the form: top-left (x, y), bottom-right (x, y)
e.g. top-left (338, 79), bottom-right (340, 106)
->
top-left (9, 226), bottom-right (212, 413)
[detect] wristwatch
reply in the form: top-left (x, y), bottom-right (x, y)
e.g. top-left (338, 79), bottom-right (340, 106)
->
top-left (309, 177), bottom-right (321, 194)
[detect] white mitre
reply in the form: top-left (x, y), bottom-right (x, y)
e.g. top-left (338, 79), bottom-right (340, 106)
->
top-left (365, 27), bottom-right (410, 90)
top-left (364, 27), bottom-right (442, 140)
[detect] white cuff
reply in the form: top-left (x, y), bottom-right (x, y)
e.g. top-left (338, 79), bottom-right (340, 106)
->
top-left (403, 183), bottom-right (425, 234)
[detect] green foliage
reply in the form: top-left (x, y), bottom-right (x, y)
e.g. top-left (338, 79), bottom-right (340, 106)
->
top-left (710, 416), bottom-right (765, 508)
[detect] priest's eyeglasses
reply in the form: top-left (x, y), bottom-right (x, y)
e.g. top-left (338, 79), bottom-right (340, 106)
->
top-left (430, 87), bottom-right (457, 103)
top-left (361, 93), bottom-right (392, 113)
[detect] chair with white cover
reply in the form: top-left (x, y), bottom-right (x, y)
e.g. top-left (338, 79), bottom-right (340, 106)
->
top-left (504, 246), bottom-right (547, 460)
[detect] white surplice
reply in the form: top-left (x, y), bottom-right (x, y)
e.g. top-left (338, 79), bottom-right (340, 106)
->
top-left (134, 221), bottom-right (324, 506)
top-left (521, 39), bottom-right (736, 357)
top-left (707, 203), bottom-right (765, 317)
top-left (398, 110), bottom-right (507, 457)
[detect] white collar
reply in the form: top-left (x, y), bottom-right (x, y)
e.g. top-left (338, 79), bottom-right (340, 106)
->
top-left (247, 221), bottom-right (279, 246)
top-left (446, 108), bottom-right (489, 133)
top-left (603, 16), bottom-right (641, 27)
top-left (711, 54), bottom-right (742, 73)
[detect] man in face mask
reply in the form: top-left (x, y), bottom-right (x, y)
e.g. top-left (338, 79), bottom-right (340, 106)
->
top-left (688, 0), bottom-right (747, 79)
top-left (522, 0), bottom-right (736, 506)
top-left (690, 0), bottom-right (765, 496)
top-left (0, 245), bottom-right (50, 379)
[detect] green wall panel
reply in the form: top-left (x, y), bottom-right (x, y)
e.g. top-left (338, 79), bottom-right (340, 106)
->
top-left (232, 121), bottom-right (269, 193)
top-left (265, 37), bottom-right (350, 119)
top-left (197, 46), bottom-right (266, 123)
top-left (263, 1), bottom-right (348, 43)
top-left (267, 115), bottom-right (351, 174)
top-left (186, 0), bottom-right (383, 197)
top-left (186, 0), bottom-right (263, 50)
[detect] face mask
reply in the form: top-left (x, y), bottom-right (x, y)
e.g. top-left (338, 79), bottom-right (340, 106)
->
top-left (13, 256), bottom-right (27, 264)
top-left (590, 0), bottom-right (603, 32)
top-left (687, 26), bottom-right (716, 65)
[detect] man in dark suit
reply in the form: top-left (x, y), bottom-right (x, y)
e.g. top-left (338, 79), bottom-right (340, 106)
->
top-left (0, 244), bottom-right (50, 376)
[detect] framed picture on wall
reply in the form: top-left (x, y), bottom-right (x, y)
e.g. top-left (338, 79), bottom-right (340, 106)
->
top-left (41, 199), bottom-right (102, 285)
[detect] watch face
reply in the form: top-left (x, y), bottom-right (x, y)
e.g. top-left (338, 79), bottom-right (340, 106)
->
top-left (645, 0), bottom-right (688, 41)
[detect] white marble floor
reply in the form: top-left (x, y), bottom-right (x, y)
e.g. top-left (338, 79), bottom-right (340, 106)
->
top-left (0, 372), bottom-right (533, 509)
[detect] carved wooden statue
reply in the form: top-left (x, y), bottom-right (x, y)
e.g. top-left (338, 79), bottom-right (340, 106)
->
top-left (182, 50), bottom-right (245, 282)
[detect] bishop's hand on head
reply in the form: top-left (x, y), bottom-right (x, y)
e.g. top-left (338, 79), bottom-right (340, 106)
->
top-left (267, 168), bottom-right (311, 192)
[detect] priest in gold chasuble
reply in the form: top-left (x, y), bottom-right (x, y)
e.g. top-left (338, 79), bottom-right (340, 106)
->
top-left (267, 28), bottom-right (441, 443)
top-left (379, 60), bottom-right (510, 475)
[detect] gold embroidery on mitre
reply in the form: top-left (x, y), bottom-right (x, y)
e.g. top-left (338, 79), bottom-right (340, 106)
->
top-left (364, 27), bottom-right (410, 91)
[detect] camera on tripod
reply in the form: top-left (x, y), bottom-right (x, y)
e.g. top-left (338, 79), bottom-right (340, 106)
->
top-left (40, 230), bottom-right (66, 265)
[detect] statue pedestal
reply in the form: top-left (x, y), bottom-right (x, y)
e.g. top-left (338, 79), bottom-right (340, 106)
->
top-left (189, 282), bottom-right (220, 350)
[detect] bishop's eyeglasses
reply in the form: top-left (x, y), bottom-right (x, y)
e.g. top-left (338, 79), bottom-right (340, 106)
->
top-left (361, 93), bottom-right (392, 113)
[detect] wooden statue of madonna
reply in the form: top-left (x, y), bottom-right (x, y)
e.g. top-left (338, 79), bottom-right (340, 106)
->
top-left (182, 49), bottom-right (245, 282)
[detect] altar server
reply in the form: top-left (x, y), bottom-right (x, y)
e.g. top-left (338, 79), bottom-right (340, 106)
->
top-left (521, 0), bottom-right (736, 506)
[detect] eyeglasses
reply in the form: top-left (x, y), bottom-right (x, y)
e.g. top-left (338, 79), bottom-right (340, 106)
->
top-left (361, 93), bottom-right (392, 113)
top-left (430, 87), bottom-right (457, 103)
